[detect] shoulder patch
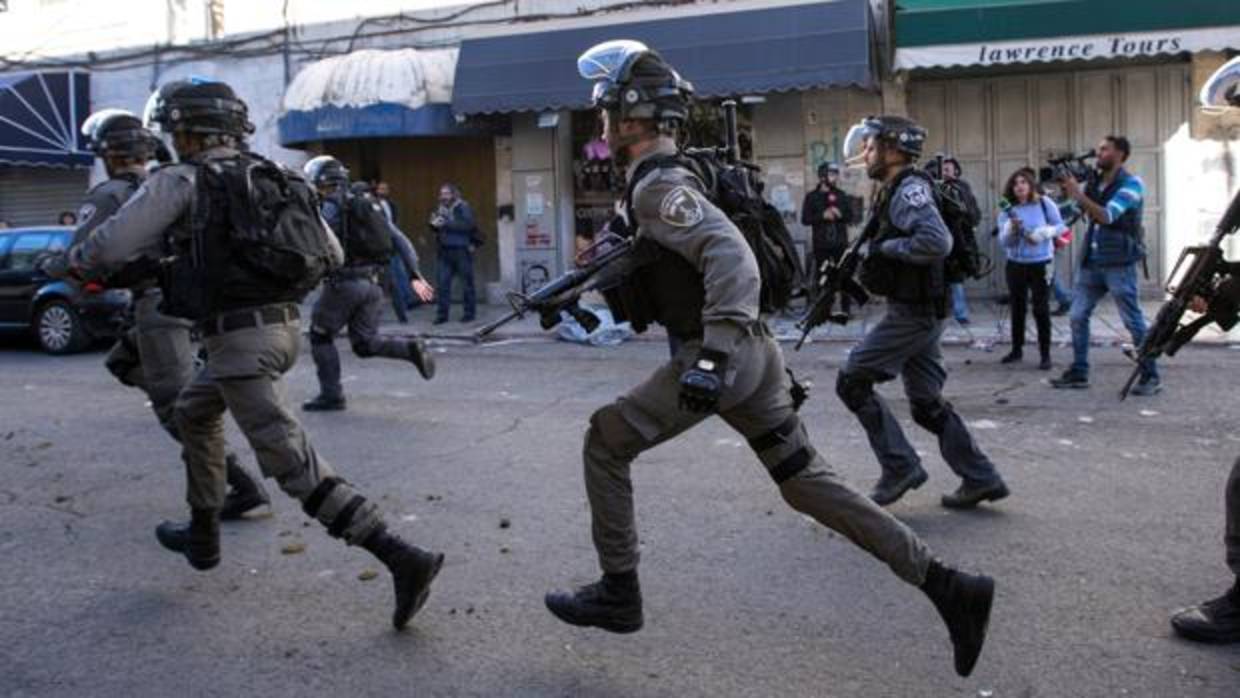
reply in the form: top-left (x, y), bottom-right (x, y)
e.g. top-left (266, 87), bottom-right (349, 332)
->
top-left (76, 203), bottom-right (97, 224)
top-left (658, 185), bottom-right (705, 228)
top-left (901, 182), bottom-right (931, 209)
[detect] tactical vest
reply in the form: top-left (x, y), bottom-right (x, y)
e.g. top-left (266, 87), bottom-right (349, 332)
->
top-left (603, 161), bottom-right (707, 339)
top-left (860, 168), bottom-right (946, 312)
top-left (1082, 168), bottom-right (1144, 268)
top-left (163, 153), bottom-right (324, 319)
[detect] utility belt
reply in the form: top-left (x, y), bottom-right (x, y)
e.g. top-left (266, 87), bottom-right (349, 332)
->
top-left (670, 319), bottom-right (771, 344)
top-left (329, 264), bottom-right (383, 283)
top-left (201, 303), bottom-right (301, 338)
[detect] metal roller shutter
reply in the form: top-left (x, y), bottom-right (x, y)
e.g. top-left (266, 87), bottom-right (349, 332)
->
top-left (0, 166), bottom-right (89, 227)
top-left (909, 62), bottom-right (1191, 295)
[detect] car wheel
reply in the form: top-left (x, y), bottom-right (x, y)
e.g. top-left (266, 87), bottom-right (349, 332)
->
top-left (35, 300), bottom-right (90, 354)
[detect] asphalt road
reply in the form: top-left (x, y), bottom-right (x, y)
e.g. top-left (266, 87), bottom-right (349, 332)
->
top-left (2, 332), bottom-right (1239, 697)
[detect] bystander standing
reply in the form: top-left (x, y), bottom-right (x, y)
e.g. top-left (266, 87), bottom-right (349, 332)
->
top-left (997, 167), bottom-right (1061, 370)
top-left (430, 183), bottom-right (482, 324)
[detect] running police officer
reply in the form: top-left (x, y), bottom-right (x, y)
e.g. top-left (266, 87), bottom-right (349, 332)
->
top-left (302, 156), bottom-right (435, 412)
top-left (66, 79), bottom-right (442, 629)
top-left (835, 116), bottom-right (1010, 510)
top-left (545, 40), bottom-right (996, 677)
top-left (1169, 56), bottom-right (1240, 645)
top-left (47, 108), bottom-right (268, 520)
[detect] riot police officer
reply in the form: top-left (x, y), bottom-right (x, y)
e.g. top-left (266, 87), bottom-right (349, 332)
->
top-left (835, 116), bottom-right (1010, 510)
top-left (302, 156), bottom-right (436, 412)
top-left (545, 40), bottom-right (996, 677)
top-left (53, 108), bottom-right (268, 520)
top-left (66, 79), bottom-right (442, 629)
top-left (1168, 55), bottom-right (1240, 644)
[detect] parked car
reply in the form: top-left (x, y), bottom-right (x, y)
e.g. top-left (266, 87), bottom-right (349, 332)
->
top-left (0, 226), bottom-right (131, 354)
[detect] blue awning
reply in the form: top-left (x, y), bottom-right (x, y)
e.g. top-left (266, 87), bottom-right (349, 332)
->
top-left (277, 48), bottom-right (503, 147)
top-left (452, 0), bottom-right (872, 115)
top-left (0, 71), bottom-right (91, 168)
top-left (279, 103), bottom-right (495, 145)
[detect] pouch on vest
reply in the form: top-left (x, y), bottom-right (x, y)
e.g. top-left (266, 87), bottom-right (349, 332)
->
top-left (344, 191), bottom-right (396, 264)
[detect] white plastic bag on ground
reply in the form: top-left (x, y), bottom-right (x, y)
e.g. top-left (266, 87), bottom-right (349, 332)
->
top-left (556, 306), bottom-right (634, 347)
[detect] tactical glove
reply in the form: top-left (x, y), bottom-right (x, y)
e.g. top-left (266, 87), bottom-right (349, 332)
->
top-left (678, 349), bottom-right (728, 413)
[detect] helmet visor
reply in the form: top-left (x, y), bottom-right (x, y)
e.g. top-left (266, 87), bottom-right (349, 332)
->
top-left (81, 108), bottom-right (134, 141)
top-left (1200, 55), bottom-right (1240, 113)
top-left (841, 119), bottom-right (880, 166)
top-left (578, 39), bottom-right (649, 108)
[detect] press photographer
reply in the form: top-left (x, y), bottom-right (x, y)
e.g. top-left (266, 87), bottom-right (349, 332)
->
top-left (1049, 135), bottom-right (1160, 395)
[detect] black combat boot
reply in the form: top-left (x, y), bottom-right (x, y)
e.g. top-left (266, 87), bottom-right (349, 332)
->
top-left (920, 559), bottom-right (994, 677)
top-left (155, 508), bottom-right (221, 571)
top-left (220, 455), bottom-right (271, 521)
top-left (941, 480), bottom-right (1010, 510)
top-left (302, 394), bottom-right (346, 411)
top-left (408, 337), bottom-right (436, 380)
top-left (545, 570), bottom-right (643, 634)
top-left (361, 528), bottom-right (444, 630)
top-left (870, 467), bottom-right (929, 506)
top-left (1170, 579), bottom-right (1240, 644)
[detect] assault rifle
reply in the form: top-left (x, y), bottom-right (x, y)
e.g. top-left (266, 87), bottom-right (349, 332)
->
top-left (794, 217), bottom-right (875, 350)
top-left (473, 232), bottom-right (632, 341)
top-left (474, 99), bottom-right (752, 342)
top-left (1119, 188), bottom-right (1240, 399)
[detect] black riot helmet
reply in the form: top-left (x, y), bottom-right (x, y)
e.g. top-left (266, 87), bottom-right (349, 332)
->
top-left (578, 39), bottom-right (694, 125)
top-left (80, 108), bottom-right (158, 161)
top-left (842, 115), bottom-right (928, 164)
top-left (142, 78), bottom-right (255, 138)
top-left (303, 155), bottom-right (350, 190)
top-left (817, 161), bottom-right (840, 180)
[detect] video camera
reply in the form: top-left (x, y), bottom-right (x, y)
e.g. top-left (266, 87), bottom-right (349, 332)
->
top-left (1039, 149), bottom-right (1096, 185)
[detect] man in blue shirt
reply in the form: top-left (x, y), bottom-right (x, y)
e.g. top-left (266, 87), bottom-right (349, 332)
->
top-left (1050, 135), bottom-right (1159, 395)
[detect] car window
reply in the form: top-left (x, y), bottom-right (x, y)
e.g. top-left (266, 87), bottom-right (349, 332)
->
top-left (48, 232), bottom-right (70, 253)
top-left (3, 233), bottom-right (53, 272)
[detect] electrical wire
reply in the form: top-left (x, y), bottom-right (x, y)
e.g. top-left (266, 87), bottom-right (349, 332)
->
top-left (0, 0), bottom-right (693, 74)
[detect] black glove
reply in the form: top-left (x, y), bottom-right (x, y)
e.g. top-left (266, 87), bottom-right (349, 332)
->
top-left (678, 349), bottom-right (728, 413)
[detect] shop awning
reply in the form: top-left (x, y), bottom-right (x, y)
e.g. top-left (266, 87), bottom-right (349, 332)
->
top-left (452, 0), bottom-right (872, 115)
top-left (0, 71), bottom-right (91, 168)
top-left (895, 0), bottom-right (1240, 70)
top-left (278, 48), bottom-right (495, 146)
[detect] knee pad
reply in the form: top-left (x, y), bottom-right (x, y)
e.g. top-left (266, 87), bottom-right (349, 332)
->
top-left (835, 371), bottom-right (876, 413)
top-left (911, 399), bottom-right (951, 435)
top-left (302, 476), bottom-right (382, 544)
top-left (309, 329), bottom-right (334, 346)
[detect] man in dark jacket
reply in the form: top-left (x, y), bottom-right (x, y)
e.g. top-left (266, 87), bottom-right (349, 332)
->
top-left (800, 162), bottom-right (853, 304)
top-left (430, 183), bottom-right (481, 324)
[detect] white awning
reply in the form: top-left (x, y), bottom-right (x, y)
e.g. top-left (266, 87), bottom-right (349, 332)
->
top-left (281, 48), bottom-right (458, 113)
top-left (895, 24), bottom-right (1240, 71)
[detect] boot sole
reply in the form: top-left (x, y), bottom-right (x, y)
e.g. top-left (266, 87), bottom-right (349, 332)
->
top-left (941, 484), bottom-right (1010, 510)
top-left (544, 596), bottom-right (643, 634)
top-left (219, 493), bottom-right (273, 521)
top-left (955, 575), bottom-right (995, 677)
top-left (393, 553), bottom-right (444, 631)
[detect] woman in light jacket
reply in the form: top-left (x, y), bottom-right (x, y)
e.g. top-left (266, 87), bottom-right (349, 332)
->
top-left (997, 167), bottom-right (1063, 369)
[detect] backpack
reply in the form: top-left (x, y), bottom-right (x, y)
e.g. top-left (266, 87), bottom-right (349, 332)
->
top-left (907, 171), bottom-right (987, 284)
top-left (163, 153), bottom-right (337, 320)
top-left (627, 150), bottom-right (802, 313)
top-left (343, 189), bottom-right (395, 263)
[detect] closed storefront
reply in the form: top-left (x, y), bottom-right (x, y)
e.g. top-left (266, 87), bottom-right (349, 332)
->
top-left (893, 0), bottom-right (1240, 294)
top-left (908, 62), bottom-right (1191, 293)
top-left (0, 70), bottom-right (92, 226)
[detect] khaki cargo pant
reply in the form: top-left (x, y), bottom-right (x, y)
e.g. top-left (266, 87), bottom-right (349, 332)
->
top-left (104, 290), bottom-right (195, 439)
top-left (174, 305), bottom-right (385, 544)
top-left (584, 329), bottom-right (932, 585)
